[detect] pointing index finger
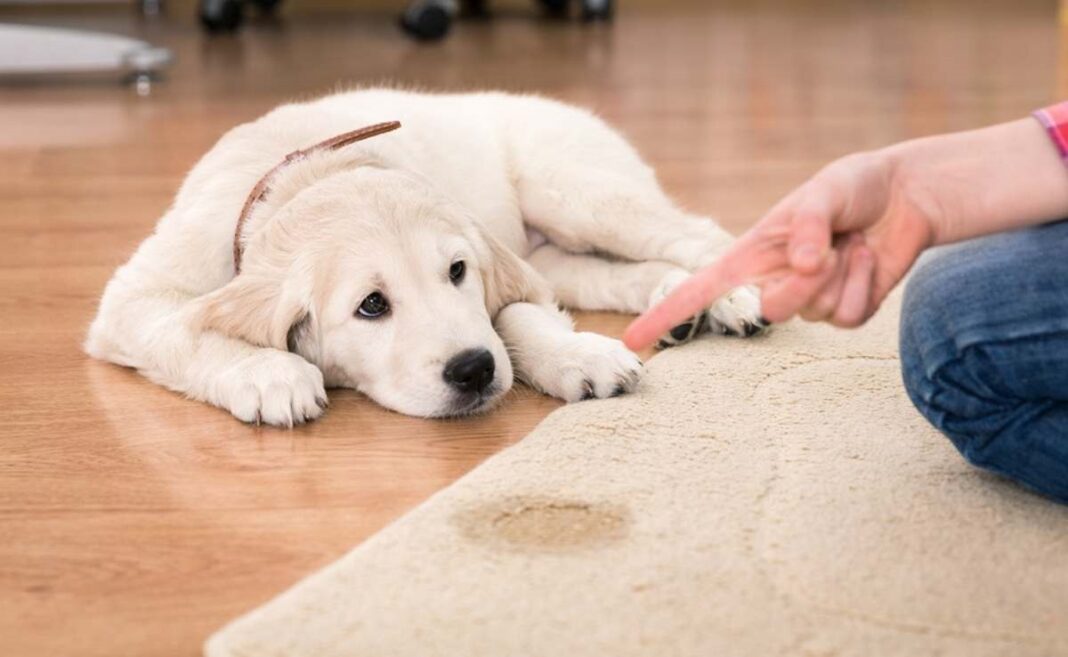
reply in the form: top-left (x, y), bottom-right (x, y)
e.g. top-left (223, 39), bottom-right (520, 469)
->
top-left (622, 230), bottom-right (790, 351)
top-left (622, 259), bottom-right (738, 350)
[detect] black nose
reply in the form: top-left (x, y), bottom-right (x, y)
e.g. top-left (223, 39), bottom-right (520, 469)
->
top-left (443, 348), bottom-right (496, 394)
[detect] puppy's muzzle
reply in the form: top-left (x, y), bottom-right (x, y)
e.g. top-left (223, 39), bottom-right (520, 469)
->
top-left (443, 348), bottom-right (495, 394)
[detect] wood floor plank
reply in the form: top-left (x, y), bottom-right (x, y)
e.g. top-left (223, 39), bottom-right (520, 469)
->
top-left (0, 2), bottom-right (1061, 655)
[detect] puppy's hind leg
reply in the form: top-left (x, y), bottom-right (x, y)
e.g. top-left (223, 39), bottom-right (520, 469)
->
top-left (527, 243), bottom-right (678, 314)
top-left (519, 168), bottom-right (768, 340)
top-left (518, 166), bottom-right (734, 269)
top-left (526, 243), bottom-right (710, 348)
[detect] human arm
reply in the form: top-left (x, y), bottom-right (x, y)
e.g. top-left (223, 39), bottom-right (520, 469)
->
top-left (623, 112), bottom-right (1068, 350)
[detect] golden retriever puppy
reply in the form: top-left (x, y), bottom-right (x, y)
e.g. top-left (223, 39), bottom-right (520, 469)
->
top-left (86, 89), bottom-right (764, 425)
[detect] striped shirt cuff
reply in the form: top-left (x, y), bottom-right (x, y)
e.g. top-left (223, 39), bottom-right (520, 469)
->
top-left (1033, 101), bottom-right (1068, 163)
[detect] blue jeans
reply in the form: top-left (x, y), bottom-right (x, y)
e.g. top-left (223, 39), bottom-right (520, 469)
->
top-left (900, 219), bottom-right (1068, 504)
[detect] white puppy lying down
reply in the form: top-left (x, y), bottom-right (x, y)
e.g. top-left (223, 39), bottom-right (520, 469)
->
top-left (86, 89), bottom-right (765, 426)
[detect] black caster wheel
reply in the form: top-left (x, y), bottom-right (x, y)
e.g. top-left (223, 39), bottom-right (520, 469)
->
top-left (581, 0), bottom-right (613, 21)
top-left (250, 0), bottom-right (282, 14)
top-left (538, 0), bottom-right (569, 18)
top-left (200, 0), bottom-right (243, 31)
top-left (401, 0), bottom-right (453, 41)
top-left (460, 0), bottom-right (489, 18)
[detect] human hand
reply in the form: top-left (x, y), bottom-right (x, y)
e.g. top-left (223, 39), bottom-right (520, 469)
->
top-left (623, 149), bottom-right (937, 350)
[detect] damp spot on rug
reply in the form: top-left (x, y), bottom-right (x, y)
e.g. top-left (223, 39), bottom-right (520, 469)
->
top-left (454, 497), bottom-right (630, 552)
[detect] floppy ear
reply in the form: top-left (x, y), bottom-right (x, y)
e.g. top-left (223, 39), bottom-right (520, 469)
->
top-left (193, 272), bottom-right (316, 355)
top-left (475, 227), bottom-right (554, 317)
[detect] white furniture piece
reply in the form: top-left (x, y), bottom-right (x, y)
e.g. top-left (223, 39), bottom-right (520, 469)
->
top-left (0, 23), bottom-right (172, 91)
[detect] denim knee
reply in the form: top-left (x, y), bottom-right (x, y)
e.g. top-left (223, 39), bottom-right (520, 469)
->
top-left (899, 254), bottom-right (1013, 470)
top-left (900, 225), bottom-right (1068, 503)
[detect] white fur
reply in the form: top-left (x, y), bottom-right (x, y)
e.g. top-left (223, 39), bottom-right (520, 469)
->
top-left (86, 89), bottom-right (762, 425)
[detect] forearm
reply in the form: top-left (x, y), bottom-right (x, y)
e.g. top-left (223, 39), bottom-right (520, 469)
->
top-left (887, 117), bottom-right (1068, 245)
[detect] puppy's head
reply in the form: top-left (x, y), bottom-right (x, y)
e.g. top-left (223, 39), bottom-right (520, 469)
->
top-left (194, 167), bottom-right (549, 418)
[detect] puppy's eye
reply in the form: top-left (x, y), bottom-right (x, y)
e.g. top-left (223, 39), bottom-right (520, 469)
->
top-left (449, 260), bottom-right (466, 285)
top-left (356, 292), bottom-right (390, 319)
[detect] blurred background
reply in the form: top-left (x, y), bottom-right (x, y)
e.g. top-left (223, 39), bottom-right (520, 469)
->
top-left (3, 0), bottom-right (1063, 232)
top-left (2, 2), bottom-right (1066, 656)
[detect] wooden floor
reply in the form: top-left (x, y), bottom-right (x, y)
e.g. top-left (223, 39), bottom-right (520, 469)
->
top-left (1, 1), bottom-right (1062, 655)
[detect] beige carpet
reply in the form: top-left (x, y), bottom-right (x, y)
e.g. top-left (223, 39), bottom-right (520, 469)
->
top-left (206, 294), bottom-right (1068, 657)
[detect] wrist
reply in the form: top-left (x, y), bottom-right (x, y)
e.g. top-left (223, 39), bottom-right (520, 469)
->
top-left (878, 140), bottom-right (944, 247)
top-left (885, 118), bottom-right (1068, 246)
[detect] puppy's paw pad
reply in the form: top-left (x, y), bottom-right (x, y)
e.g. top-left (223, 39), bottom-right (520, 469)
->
top-left (708, 285), bottom-right (768, 338)
top-left (217, 351), bottom-right (327, 427)
top-left (656, 312), bottom-right (709, 349)
top-left (649, 268), bottom-right (710, 349)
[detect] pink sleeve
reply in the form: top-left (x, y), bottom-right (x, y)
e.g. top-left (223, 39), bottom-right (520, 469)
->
top-left (1033, 101), bottom-right (1068, 163)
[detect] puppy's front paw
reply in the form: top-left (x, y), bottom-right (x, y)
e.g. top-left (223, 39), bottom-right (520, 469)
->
top-left (708, 285), bottom-right (768, 338)
top-left (216, 351), bottom-right (327, 427)
top-left (527, 333), bottom-right (643, 403)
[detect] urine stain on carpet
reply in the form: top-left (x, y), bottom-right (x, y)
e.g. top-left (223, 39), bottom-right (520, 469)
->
top-left (454, 497), bottom-right (630, 551)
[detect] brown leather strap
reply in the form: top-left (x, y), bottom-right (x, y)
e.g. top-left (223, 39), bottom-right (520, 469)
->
top-left (232, 120), bottom-right (402, 274)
